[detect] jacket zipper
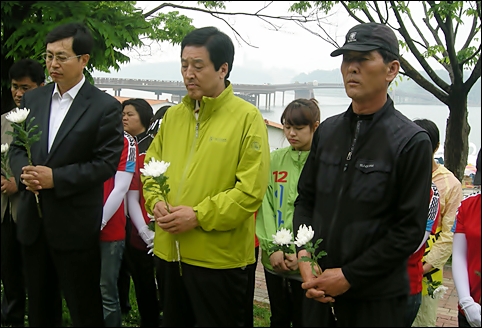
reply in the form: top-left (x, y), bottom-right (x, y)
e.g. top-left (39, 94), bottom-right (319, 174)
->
top-left (327, 120), bottom-right (362, 244)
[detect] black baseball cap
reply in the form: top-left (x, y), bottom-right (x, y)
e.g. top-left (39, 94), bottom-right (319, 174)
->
top-left (331, 22), bottom-right (399, 57)
top-left (474, 148), bottom-right (481, 185)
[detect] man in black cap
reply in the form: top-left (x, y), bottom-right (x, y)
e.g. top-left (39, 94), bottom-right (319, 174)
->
top-left (451, 148), bottom-right (481, 328)
top-left (293, 22), bottom-right (434, 326)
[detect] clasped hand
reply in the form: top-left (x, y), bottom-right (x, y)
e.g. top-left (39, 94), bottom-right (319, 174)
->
top-left (153, 201), bottom-right (199, 234)
top-left (300, 267), bottom-right (350, 303)
top-left (20, 165), bottom-right (54, 194)
top-left (1, 176), bottom-right (17, 195)
top-left (269, 251), bottom-right (298, 273)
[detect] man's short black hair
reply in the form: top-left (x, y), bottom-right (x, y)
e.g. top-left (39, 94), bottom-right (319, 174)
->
top-left (9, 58), bottom-right (45, 86)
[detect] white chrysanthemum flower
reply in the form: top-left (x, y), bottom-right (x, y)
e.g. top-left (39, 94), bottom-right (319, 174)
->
top-left (5, 107), bottom-right (30, 124)
top-left (140, 158), bottom-right (170, 177)
top-left (433, 285), bottom-right (448, 299)
top-left (1, 143), bottom-right (8, 154)
top-left (272, 228), bottom-right (293, 246)
top-left (294, 224), bottom-right (315, 247)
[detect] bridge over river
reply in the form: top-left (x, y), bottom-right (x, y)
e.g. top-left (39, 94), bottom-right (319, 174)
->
top-left (93, 77), bottom-right (344, 108)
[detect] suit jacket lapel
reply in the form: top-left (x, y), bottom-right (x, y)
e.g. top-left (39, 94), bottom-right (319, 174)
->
top-left (34, 84), bottom-right (53, 165)
top-left (46, 82), bottom-right (91, 162)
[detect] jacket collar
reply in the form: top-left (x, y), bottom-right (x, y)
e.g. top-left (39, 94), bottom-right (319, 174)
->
top-left (344, 94), bottom-right (394, 120)
top-left (181, 81), bottom-right (234, 121)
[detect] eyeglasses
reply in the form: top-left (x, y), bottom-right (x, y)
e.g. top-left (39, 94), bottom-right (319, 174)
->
top-left (43, 53), bottom-right (82, 63)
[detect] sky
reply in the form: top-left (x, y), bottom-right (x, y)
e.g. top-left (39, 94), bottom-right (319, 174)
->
top-left (115, 1), bottom-right (476, 76)
top-left (127, 1), bottom-right (351, 73)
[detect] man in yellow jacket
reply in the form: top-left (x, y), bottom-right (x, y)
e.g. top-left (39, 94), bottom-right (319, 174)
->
top-left (142, 26), bottom-right (270, 327)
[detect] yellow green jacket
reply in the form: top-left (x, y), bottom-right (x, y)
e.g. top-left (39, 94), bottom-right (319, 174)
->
top-left (142, 83), bottom-right (270, 269)
top-left (256, 146), bottom-right (310, 278)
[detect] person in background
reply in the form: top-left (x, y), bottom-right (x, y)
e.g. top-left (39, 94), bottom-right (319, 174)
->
top-left (405, 182), bottom-right (441, 326)
top-left (117, 101), bottom-right (173, 317)
top-left (8, 22), bottom-right (124, 327)
top-left (1, 58), bottom-right (45, 327)
top-left (451, 148), bottom-right (481, 328)
top-left (100, 129), bottom-right (137, 327)
top-left (146, 104), bottom-right (172, 137)
top-left (122, 98), bottom-right (164, 326)
top-left (256, 98), bottom-right (321, 327)
top-left (142, 26), bottom-right (270, 326)
top-left (412, 118), bottom-right (463, 327)
top-left (293, 22), bottom-right (433, 326)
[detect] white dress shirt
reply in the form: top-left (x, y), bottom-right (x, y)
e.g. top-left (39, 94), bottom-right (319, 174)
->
top-left (48, 76), bottom-right (85, 152)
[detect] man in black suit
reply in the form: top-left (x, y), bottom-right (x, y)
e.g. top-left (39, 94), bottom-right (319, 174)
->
top-left (8, 22), bottom-right (124, 327)
top-left (1, 58), bottom-right (45, 327)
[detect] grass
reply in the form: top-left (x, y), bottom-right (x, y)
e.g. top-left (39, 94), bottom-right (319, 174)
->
top-left (253, 300), bottom-right (271, 327)
top-left (1, 279), bottom-right (272, 327)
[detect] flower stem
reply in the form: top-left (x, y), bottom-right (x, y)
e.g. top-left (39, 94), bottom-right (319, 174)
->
top-left (163, 196), bottom-right (181, 275)
top-left (27, 149), bottom-right (42, 218)
top-left (34, 194), bottom-right (42, 218)
top-left (175, 239), bottom-right (182, 276)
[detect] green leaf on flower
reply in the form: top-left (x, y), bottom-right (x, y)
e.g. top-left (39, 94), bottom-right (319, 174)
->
top-left (269, 244), bottom-right (294, 254)
top-left (426, 280), bottom-right (442, 298)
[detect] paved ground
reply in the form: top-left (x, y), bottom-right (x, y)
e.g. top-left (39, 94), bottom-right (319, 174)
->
top-left (254, 258), bottom-right (459, 327)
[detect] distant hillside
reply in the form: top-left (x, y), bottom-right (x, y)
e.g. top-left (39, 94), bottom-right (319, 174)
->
top-left (291, 69), bottom-right (481, 106)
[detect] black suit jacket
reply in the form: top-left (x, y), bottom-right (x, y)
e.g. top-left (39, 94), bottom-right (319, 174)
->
top-left (9, 80), bottom-right (124, 250)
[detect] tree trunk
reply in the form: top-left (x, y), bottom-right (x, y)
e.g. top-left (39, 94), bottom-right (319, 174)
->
top-left (444, 92), bottom-right (470, 182)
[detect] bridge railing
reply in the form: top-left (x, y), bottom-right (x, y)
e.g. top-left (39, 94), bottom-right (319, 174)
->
top-left (93, 77), bottom-right (344, 89)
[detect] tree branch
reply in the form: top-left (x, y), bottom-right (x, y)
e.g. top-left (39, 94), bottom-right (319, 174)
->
top-left (143, 2), bottom-right (315, 23)
top-left (463, 51), bottom-right (482, 92)
top-left (461, 12), bottom-right (479, 50)
top-left (339, 2), bottom-right (365, 24)
top-left (389, 1), bottom-right (450, 92)
top-left (399, 56), bottom-right (449, 105)
top-left (427, 1), bottom-right (464, 84)
top-left (420, 2), bottom-right (451, 72)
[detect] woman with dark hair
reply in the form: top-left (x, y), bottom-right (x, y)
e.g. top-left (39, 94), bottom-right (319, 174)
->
top-left (120, 98), bottom-right (163, 326)
top-left (256, 98), bottom-right (322, 327)
top-left (146, 103), bottom-right (173, 136)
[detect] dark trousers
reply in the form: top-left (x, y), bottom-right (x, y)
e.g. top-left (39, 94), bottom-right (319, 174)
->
top-left (1, 208), bottom-right (26, 326)
top-left (405, 292), bottom-right (422, 326)
top-left (244, 246), bottom-right (259, 327)
top-left (21, 229), bottom-right (104, 327)
top-left (118, 220), bottom-right (132, 314)
top-left (123, 239), bottom-right (162, 327)
top-left (117, 254), bottom-right (131, 314)
top-left (311, 294), bottom-right (407, 327)
top-left (158, 259), bottom-right (248, 327)
top-left (458, 311), bottom-right (471, 327)
top-left (264, 269), bottom-right (304, 327)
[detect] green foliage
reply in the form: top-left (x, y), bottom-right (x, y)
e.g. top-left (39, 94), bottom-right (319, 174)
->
top-left (427, 1), bottom-right (464, 21)
top-left (287, 1), bottom-right (480, 70)
top-left (1, 1), bottom-right (195, 90)
top-left (198, 1), bottom-right (227, 10)
top-left (290, 1), bottom-right (335, 15)
top-left (298, 238), bottom-right (327, 276)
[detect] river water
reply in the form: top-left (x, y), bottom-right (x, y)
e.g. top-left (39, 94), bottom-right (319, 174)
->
top-left (259, 89), bottom-right (481, 163)
top-left (103, 87), bottom-right (481, 163)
